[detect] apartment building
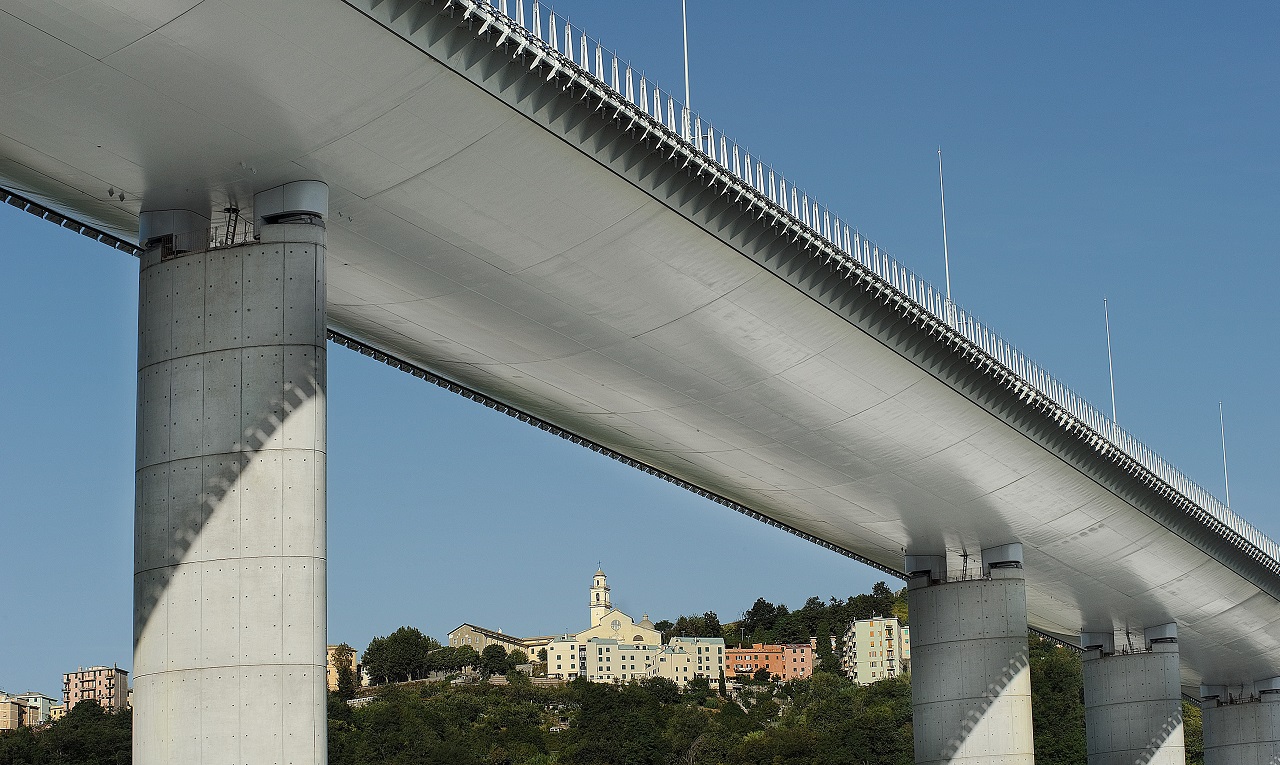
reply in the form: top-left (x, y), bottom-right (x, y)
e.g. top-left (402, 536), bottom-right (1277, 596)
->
top-left (841, 617), bottom-right (910, 685)
top-left (0, 696), bottom-right (23, 730)
top-left (655, 637), bottom-right (726, 686)
top-left (63, 666), bottom-right (129, 711)
top-left (725, 643), bottom-right (814, 681)
top-left (14, 693), bottom-right (59, 725)
top-left (544, 635), bottom-right (725, 688)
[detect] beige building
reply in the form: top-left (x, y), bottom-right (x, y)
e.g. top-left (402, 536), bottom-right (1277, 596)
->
top-left (576, 569), bottom-right (661, 645)
top-left (581, 638), bottom-right (659, 683)
top-left (13, 693), bottom-right (59, 725)
top-left (447, 623), bottom-right (556, 657)
top-left (449, 568), bottom-right (659, 666)
top-left (537, 569), bottom-right (718, 688)
top-left (63, 666), bottom-right (129, 711)
top-left (546, 635), bottom-right (725, 688)
top-left (652, 637), bottom-right (726, 686)
top-left (841, 617), bottom-right (910, 685)
top-left (0, 691), bottom-right (63, 729)
top-left (0, 696), bottom-right (24, 730)
top-left (326, 645), bottom-right (360, 692)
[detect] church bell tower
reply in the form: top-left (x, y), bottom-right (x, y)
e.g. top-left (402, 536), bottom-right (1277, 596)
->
top-left (590, 568), bottom-right (611, 626)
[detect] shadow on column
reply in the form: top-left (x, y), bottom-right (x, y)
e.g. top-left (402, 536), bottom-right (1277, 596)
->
top-left (132, 359), bottom-right (322, 649)
top-left (908, 545), bottom-right (1035, 765)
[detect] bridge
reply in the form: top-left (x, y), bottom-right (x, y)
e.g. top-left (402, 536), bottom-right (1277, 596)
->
top-left (2, 0), bottom-right (1276, 763)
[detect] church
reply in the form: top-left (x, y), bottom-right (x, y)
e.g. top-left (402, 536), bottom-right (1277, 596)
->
top-left (542, 569), bottom-right (724, 686)
top-left (572, 568), bottom-right (662, 645)
top-left (450, 567), bottom-right (724, 687)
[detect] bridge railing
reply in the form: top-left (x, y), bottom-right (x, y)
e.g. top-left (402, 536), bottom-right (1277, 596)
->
top-left (472, 0), bottom-right (1280, 570)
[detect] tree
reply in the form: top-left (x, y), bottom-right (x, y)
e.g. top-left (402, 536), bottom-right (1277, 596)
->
top-left (362, 626), bottom-right (440, 684)
top-left (480, 643), bottom-right (512, 676)
top-left (13, 699), bottom-right (133, 765)
top-left (813, 626), bottom-right (842, 675)
top-left (671, 612), bottom-right (723, 639)
top-left (654, 619), bottom-right (675, 641)
top-left (508, 649), bottom-right (529, 666)
top-left (330, 642), bottom-right (358, 699)
top-left (753, 667), bottom-right (771, 682)
top-left (537, 648), bottom-right (548, 663)
top-left (1029, 636), bottom-right (1086, 765)
top-left (638, 676), bottom-right (681, 705)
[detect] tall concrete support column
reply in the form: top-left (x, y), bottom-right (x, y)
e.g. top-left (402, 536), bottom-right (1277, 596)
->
top-left (133, 181), bottom-right (329, 765)
top-left (1200, 678), bottom-right (1280, 765)
top-left (906, 544), bottom-right (1035, 765)
top-left (1081, 624), bottom-right (1185, 765)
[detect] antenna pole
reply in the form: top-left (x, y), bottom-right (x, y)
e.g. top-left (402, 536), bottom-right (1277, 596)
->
top-left (1220, 401), bottom-right (1231, 509)
top-left (938, 149), bottom-right (952, 308)
top-left (1104, 297), bottom-right (1117, 423)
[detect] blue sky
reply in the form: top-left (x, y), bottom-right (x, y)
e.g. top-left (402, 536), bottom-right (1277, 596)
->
top-left (2, 1), bottom-right (1277, 697)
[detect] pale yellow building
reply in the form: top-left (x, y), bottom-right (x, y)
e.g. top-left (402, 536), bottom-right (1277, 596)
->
top-left (582, 638), bottom-right (660, 683)
top-left (0, 696), bottom-right (24, 730)
top-left (446, 623), bottom-right (556, 657)
top-left (841, 617), bottom-right (910, 685)
top-left (452, 568), bottom-right (659, 672)
top-left (651, 637), bottom-right (725, 686)
top-left (546, 635), bottom-right (725, 688)
top-left (540, 569), bottom-right (724, 687)
top-left (577, 569), bottom-right (662, 645)
top-left (326, 645), bottom-right (359, 692)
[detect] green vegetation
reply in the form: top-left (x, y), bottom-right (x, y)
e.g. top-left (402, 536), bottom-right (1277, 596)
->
top-left (362, 626), bottom-right (445, 684)
top-left (0, 593), bottom-right (1209, 765)
top-left (0, 700), bottom-right (130, 765)
top-left (329, 670), bottom-right (914, 765)
top-left (723, 583), bottom-right (907, 648)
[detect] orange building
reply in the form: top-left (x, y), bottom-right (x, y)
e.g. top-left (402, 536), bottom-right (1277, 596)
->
top-left (725, 643), bottom-right (813, 681)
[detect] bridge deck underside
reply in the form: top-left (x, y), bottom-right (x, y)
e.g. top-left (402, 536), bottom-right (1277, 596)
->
top-left (1, 0), bottom-right (1276, 684)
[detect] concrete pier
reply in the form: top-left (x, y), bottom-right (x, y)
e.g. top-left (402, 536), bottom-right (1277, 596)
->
top-left (1201, 679), bottom-right (1280, 765)
top-left (1081, 625), bottom-right (1184, 765)
top-left (906, 544), bottom-right (1035, 765)
top-left (132, 183), bottom-right (329, 765)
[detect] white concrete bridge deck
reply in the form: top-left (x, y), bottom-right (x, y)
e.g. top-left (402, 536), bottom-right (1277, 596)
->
top-left (1, 0), bottom-right (1277, 691)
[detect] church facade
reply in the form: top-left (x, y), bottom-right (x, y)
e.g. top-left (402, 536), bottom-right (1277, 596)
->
top-left (574, 569), bottom-right (662, 645)
top-left (542, 569), bottom-right (724, 687)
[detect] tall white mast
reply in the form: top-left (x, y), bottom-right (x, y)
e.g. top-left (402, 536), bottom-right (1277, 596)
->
top-left (1220, 401), bottom-right (1232, 509)
top-left (681, 0), bottom-right (691, 140)
top-left (938, 148), bottom-right (952, 306)
top-left (681, 0), bottom-right (690, 109)
top-left (1104, 297), bottom-right (1117, 423)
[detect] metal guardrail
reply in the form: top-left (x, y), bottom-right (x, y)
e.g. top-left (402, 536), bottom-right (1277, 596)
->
top-left (150, 219), bottom-right (256, 257)
top-left (462, 0), bottom-right (1280, 571)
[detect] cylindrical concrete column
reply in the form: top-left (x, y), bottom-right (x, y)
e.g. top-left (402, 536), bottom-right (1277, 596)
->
top-left (1082, 625), bottom-right (1184, 765)
top-left (1201, 679), bottom-right (1280, 765)
top-left (133, 187), bottom-right (328, 765)
top-left (906, 545), bottom-right (1035, 765)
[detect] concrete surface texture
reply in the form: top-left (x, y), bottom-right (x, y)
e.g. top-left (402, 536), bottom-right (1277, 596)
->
top-left (1083, 647), bottom-right (1185, 765)
top-left (133, 219), bottom-right (328, 765)
top-left (1202, 697), bottom-right (1280, 765)
top-left (907, 567), bottom-right (1034, 765)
